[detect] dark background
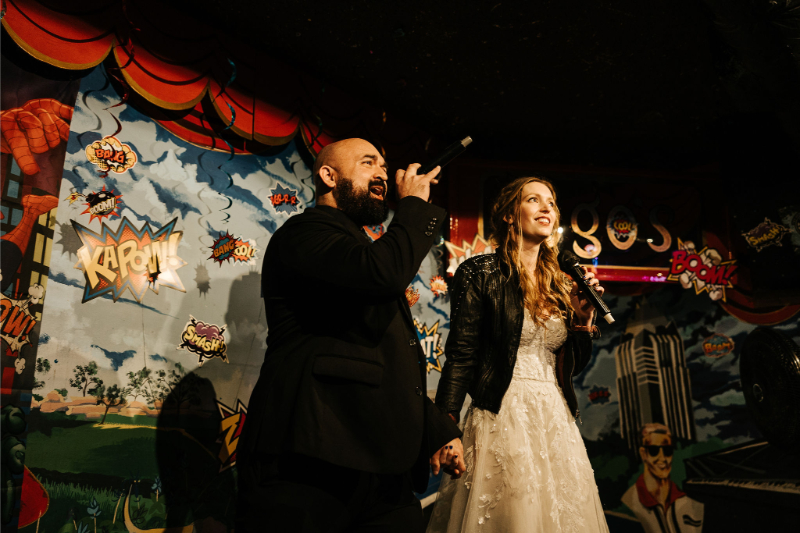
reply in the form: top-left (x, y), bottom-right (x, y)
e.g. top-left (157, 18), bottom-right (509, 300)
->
top-left (169, 0), bottom-right (800, 172)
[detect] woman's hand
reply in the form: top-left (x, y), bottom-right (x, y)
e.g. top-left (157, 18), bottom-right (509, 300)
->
top-left (570, 267), bottom-right (604, 326)
top-left (430, 438), bottom-right (466, 478)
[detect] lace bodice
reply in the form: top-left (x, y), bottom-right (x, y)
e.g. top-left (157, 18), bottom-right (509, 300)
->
top-left (511, 311), bottom-right (567, 383)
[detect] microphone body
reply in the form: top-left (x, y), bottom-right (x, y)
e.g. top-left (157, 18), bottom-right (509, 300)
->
top-left (418, 136), bottom-right (473, 175)
top-left (558, 250), bottom-right (615, 324)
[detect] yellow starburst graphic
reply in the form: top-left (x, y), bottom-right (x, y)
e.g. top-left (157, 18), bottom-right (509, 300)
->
top-left (414, 318), bottom-right (445, 373)
top-left (217, 399), bottom-right (247, 472)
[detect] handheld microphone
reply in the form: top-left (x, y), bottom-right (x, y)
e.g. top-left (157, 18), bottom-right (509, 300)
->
top-left (557, 250), bottom-right (615, 324)
top-left (418, 136), bottom-right (473, 175)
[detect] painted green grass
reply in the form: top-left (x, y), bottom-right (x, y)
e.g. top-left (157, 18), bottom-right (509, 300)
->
top-left (23, 479), bottom-right (169, 533)
top-left (26, 425), bottom-right (162, 477)
top-left (24, 411), bottom-right (235, 532)
top-left (28, 474), bottom-right (234, 533)
top-left (28, 426), bottom-right (219, 480)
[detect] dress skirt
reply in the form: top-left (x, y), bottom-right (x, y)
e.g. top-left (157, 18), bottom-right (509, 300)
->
top-left (427, 315), bottom-right (609, 533)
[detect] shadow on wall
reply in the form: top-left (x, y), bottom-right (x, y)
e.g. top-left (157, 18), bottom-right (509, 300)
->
top-left (223, 269), bottom-right (266, 370)
top-left (155, 371), bottom-right (235, 532)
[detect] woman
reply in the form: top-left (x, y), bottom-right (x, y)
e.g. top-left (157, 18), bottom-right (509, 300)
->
top-left (427, 177), bottom-right (609, 533)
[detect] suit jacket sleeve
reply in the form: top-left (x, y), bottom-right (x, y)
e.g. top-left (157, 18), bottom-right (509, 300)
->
top-left (279, 196), bottom-right (445, 295)
top-left (435, 260), bottom-right (482, 423)
top-left (424, 396), bottom-right (462, 456)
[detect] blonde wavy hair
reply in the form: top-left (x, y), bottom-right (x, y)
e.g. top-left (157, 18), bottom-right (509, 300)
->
top-left (490, 177), bottom-right (574, 327)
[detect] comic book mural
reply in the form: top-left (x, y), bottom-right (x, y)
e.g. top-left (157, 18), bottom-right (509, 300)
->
top-left (0, 2), bottom-right (451, 528)
top-left (4, 4), bottom-right (798, 531)
top-left (12, 64), bottom-right (455, 533)
top-left (1, 52), bottom-right (81, 529)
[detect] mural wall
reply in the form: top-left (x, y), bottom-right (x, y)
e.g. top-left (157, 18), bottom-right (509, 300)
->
top-left (2, 62), bottom-right (456, 531)
top-left (4, 3), bottom-right (799, 532)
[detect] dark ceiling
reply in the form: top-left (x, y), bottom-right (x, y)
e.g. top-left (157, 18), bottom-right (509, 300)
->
top-left (169, 0), bottom-right (800, 171)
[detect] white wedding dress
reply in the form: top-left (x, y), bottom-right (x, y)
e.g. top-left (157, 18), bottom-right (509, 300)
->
top-left (427, 311), bottom-right (609, 533)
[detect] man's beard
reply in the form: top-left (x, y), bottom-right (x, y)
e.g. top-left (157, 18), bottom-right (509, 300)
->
top-left (334, 177), bottom-right (389, 227)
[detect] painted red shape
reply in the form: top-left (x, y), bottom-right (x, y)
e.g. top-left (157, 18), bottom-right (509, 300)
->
top-left (19, 467), bottom-right (50, 528)
top-left (1, 366), bottom-right (16, 396)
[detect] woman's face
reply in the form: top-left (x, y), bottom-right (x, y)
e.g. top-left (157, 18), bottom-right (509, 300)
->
top-left (516, 181), bottom-right (557, 243)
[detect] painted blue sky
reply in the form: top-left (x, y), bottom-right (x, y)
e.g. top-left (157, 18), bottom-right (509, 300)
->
top-left (38, 66), bottom-right (315, 404)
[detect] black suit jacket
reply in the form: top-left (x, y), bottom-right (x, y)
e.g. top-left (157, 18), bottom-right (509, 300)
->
top-left (240, 196), bottom-right (461, 492)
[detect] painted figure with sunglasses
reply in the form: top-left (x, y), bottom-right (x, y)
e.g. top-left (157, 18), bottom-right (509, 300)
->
top-left (622, 423), bottom-right (704, 533)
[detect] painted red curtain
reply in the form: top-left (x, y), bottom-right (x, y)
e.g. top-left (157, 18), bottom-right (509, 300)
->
top-left (2, 0), bottom-right (426, 156)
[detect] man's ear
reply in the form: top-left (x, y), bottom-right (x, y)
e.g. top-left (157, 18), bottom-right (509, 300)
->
top-left (318, 165), bottom-right (337, 189)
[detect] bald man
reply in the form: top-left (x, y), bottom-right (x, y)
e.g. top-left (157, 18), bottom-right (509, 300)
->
top-left (237, 139), bottom-right (463, 532)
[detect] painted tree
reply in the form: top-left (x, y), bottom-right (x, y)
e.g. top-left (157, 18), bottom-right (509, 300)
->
top-left (125, 368), bottom-right (147, 403)
top-left (163, 363), bottom-right (202, 417)
top-left (69, 361), bottom-right (103, 396)
top-left (35, 358), bottom-right (50, 374)
top-left (91, 384), bottom-right (129, 424)
top-left (131, 367), bottom-right (170, 406)
top-left (32, 358), bottom-right (51, 390)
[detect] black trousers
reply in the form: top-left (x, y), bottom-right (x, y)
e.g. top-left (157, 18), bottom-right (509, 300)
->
top-left (236, 451), bottom-right (425, 533)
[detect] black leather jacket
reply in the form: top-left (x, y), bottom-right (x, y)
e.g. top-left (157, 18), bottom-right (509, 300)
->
top-left (435, 253), bottom-right (595, 422)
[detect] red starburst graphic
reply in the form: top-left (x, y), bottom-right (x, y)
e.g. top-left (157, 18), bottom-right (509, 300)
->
top-left (208, 231), bottom-right (258, 266)
top-left (209, 231), bottom-right (237, 265)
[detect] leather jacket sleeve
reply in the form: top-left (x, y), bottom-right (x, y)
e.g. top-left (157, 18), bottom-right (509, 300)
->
top-left (572, 330), bottom-right (594, 375)
top-left (435, 260), bottom-right (482, 421)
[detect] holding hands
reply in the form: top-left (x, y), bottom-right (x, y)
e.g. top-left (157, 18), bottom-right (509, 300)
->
top-left (431, 438), bottom-right (466, 479)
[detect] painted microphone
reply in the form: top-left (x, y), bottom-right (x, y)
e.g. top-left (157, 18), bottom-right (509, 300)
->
top-left (418, 136), bottom-right (473, 175)
top-left (557, 250), bottom-right (615, 324)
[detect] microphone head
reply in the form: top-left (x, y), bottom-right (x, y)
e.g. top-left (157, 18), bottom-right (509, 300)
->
top-left (557, 250), bottom-right (581, 271)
